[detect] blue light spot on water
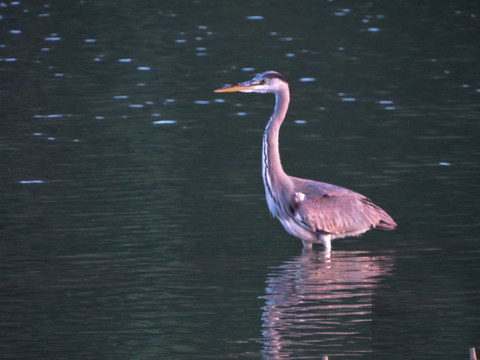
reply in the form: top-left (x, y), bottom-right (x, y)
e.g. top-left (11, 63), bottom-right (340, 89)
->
top-left (20, 180), bottom-right (44, 184)
top-left (300, 78), bottom-right (316, 82)
top-left (246, 16), bottom-right (264, 20)
top-left (137, 66), bottom-right (151, 71)
top-left (118, 58), bottom-right (132, 63)
top-left (342, 97), bottom-right (356, 102)
top-left (10, 30), bottom-right (22, 34)
top-left (153, 120), bottom-right (176, 125)
top-left (368, 27), bottom-right (380, 32)
top-left (195, 100), bottom-right (210, 105)
top-left (45, 36), bottom-right (61, 41)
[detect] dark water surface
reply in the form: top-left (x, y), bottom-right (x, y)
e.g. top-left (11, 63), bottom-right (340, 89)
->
top-left (1, 1), bottom-right (479, 359)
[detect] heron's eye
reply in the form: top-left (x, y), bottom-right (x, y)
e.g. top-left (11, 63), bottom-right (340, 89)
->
top-left (259, 79), bottom-right (266, 85)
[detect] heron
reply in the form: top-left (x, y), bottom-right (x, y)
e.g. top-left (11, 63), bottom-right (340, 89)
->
top-left (214, 71), bottom-right (396, 251)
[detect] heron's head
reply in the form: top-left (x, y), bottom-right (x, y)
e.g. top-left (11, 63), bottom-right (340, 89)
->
top-left (215, 71), bottom-right (288, 94)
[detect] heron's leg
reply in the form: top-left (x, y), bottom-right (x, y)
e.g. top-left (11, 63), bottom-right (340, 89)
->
top-left (319, 234), bottom-right (331, 252)
top-left (301, 239), bottom-right (313, 250)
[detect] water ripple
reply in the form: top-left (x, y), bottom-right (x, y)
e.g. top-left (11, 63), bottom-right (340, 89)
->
top-left (261, 251), bottom-right (393, 358)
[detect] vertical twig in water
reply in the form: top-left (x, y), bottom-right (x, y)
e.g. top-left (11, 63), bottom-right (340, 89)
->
top-left (470, 347), bottom-right (477, 360)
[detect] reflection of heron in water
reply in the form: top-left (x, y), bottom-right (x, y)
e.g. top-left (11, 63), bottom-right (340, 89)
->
top-left (215, 71), bottom-right (396, 251)
top-left (260, 250), bottom-right (393, 359)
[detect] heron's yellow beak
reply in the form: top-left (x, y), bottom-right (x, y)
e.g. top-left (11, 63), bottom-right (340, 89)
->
top-left (214, 82), bottom-right (253, 93)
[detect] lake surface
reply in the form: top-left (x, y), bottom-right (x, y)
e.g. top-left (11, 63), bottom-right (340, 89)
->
top-left (1, 1), bottom-right (479, 359)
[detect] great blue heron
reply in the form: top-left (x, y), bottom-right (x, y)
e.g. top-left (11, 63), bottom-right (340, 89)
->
top-left (215, 71), bottom-right (396, 251)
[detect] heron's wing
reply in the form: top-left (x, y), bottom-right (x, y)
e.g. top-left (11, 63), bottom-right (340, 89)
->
top-left (293, 190), bottom-right (396, 236)
top-left (290, 177), bottom-right (346, 198)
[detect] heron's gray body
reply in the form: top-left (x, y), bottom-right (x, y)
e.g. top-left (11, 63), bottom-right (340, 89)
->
top-left (216, 71), bottom-right (396, 251)
top-left (277, 176), bottom-right (396, 248)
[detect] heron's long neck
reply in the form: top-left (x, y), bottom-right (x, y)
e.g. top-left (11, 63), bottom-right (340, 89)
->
top-left (262, 87), bottom-right (291, 216)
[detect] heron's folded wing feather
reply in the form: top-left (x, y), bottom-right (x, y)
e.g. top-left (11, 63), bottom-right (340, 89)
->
top-left (294, 192), bottom-right (395, 235)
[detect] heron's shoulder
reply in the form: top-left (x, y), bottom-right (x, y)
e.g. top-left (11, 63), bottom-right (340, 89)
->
top-left (290, 177), bottom-right (350, 198)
